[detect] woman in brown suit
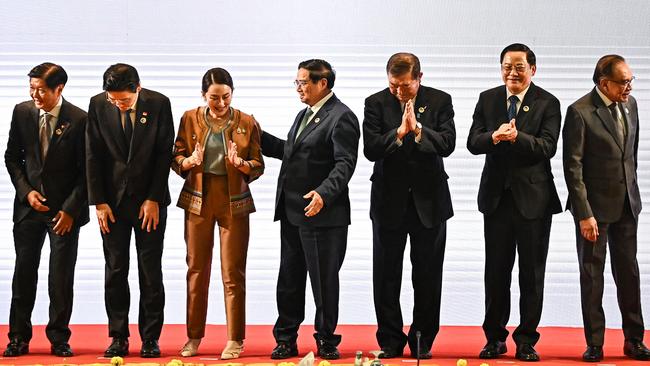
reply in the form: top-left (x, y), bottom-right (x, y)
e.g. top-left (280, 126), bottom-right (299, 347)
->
top-left (172, 68), bottom-right (263, 359)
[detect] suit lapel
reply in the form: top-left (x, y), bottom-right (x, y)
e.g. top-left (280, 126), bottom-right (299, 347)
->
top-left (129, 91), bottom-right (149, 162)
top-left (592, 90), bottom-right (624, 151)
top-left (292, 95), bottom-right (338, 149)
top-left (515, 84), bottom-right (537, 132)
top-left (46, 99), bottom-right (72, 161)
top-left (29, 104), bottom-right (45, 167)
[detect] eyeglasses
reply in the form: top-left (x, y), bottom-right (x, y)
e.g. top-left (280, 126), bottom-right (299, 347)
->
top-left (29, 87), bottom-right (51, 97)
top-left (501, 64), bottom-right (528, 74)
top-left (606, 76), bottom-right (635, 87)
top-left (105, 92), bottom-right (135, 106)
top-left (294, 79), bottom-right (310, 87)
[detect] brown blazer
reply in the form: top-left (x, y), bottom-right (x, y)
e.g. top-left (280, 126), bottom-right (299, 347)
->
top-left (172, 106), bottom-right (263, 216)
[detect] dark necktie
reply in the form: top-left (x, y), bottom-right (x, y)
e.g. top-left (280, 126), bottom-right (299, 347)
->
top-left (295, 108), bottom-right (313, 140)
top-left (124, 109), bottom-right (133, 148)
top-left (39, 112), bottom-right (52, 160)
top-left (507, 95), bottom-right (519, 121)
top-left (608, 102), bottom-right (627, 145)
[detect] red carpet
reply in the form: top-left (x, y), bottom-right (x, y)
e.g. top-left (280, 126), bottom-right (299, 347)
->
top-left (0, 324), bottom-right (647, 365)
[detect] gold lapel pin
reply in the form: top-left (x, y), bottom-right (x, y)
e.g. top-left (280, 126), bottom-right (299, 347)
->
top-left (237, 127), bottom-right (242, 134)
top-left (55, 128), bottom-right (62, 135)
top-left (418, 106), bottom-right (426, 113)
top-left (523, 106), bottom-right (530, 112)
top-left (140, 117), bottom-right (147, 124)
top-left (314, 118), bottom-right (320, 123)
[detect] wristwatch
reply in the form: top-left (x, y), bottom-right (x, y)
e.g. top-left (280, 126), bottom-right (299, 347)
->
top-left (415, 122), bottom-right (422, 135)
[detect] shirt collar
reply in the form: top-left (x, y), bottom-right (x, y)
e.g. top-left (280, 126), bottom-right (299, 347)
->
top-left (506, 84), bottom-right (531, 103)
top-left (595, 86), bottom-right (615, 107)
top-left (39, 96), bottom-right (63, 118)
top-left (308, 91), bottom-right (334, 115)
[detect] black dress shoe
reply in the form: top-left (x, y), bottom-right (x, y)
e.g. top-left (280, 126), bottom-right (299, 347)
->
top-left (378, 347), bottom-right (403, 359)
top-left (140, 339), bottom-right (161, 358)
top-left (515, 343), bottom-right (540, 362)
top-left (3, 338), bottom-right (29, 357)
top-left (479, 340), bottom-right (506, 359)
top-left (624, 340), bottom-right (650, 361)
top-left (316, 340), bottom-right (340, 360)
top-left (271, 342), bottom-right (298, 359)
top-left (51, 343), bottom-right (74, 357)
top-left (104, 338), bottom-right (129, 357)
top-left (582, 346), bottom-right (603, 362)
top-left (410, 349), bottom-right (432, 359)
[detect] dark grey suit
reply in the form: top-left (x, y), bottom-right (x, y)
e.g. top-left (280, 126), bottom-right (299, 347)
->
top-left (563, 88), bottom-right (644, 347)
top-left (467, 83), bottom-right (562, 346)
top-left (86, 88), bottom-right (174, 341)
top-left (261, 93), bottom-right (359, 347)
top-left (363, 85), bottom-right (455, 353)
top-left (4, 98), bottom-right (88, 345)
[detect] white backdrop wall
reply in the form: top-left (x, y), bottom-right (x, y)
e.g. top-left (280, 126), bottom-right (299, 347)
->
top-left (0, 0), bottom-right (649, 329)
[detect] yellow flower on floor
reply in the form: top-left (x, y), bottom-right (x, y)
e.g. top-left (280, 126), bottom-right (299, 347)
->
top-left (318, 361), bottom-right (331, 366)
top-left (278, 362), bottom-right (296, 366)
top-left (110, 356), bottom-right (124, 366)
top-left (456, 359), bottom-right (467, 366)
top-left (166, 359), bottom-right (185, 366)
top-left (480, 363), bottom-right (490, 366)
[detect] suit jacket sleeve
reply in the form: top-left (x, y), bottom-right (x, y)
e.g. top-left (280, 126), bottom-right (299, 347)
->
top-left (563, 104), bottom-right (592, 220)
top-left (4, 105), bottom-right (34, 202)
top-left (510, 97), bottom-right (561, 161)
top-left (362, 96), bottom-right (401, 161)
top-left (467, 93), bottom-right (501, 155)
top-left (86, 97), bottom-right (108, 205)
top-left (315, 109), bottom-right (360, 205)
top-left (60, 112), bottom-right (88, 218)
top-left (260, 130), bottom-right (286, 160)
top-left (416, 93), bottom-right (456, 156)
top-left (147, 96), bottom-right (174, 203)
top-left (237, 117), bottom-right (264, 182)
top-left (171, 110), bottom-right (191, 179)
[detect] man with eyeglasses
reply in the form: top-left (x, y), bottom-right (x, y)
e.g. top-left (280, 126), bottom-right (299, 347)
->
top-left (4, 63), bottom-right (88, 358)
top-left (363, 52), bottom-right (455, 359)
top-left (563, 55), bottom-right (649, 362)
top-left (467, 43), bottom-right (562, 362)
top-left (86, 63), bottom-right (174, 358)
top-left (261, 59), bottom-right (359, 360)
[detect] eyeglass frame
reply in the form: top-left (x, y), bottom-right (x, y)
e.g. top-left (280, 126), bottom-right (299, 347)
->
top-left (605, 75), bottom-right (635, 87)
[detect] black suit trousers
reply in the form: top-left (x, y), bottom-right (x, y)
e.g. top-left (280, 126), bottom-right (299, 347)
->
top-left (272, 218), bottom-right (347, 347)
top-left (482, 191), bottom-right (551, 346)
top-left (8, 211), bottom-right (79, 345)
top-left (373, 195), bottom-right (446, 353)
top-left (102, 197), bottom-right (166, 341)
top-left (576, 197), bottom-right (644, 346)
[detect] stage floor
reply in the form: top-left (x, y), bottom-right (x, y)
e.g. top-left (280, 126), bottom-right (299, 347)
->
top-left (0, 324), bottom-right (648, 365)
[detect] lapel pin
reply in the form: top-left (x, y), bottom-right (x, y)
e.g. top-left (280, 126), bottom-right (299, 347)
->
top-left (523, 105), bottom-right (530, 112)
top-left (192, 134), bottom-right (197, 140)
top-left (241, 128), bottom-right (246, 134)
top-left (140, 117), bottom-right (147, 124)
top-left (237, 127), bottom-right (242, 134)
top-left (625, 107), bottom-right (630, 114)
top-left (314, 118), bottom-right (320, 123)
top-left (418, 106), bottom-right (426, 113)
top-left (55, 128), bottom-right (62, 135)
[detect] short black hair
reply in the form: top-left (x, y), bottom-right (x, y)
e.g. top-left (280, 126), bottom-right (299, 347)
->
top-left (202, 67), bottom-right (234, 93)
top-left (592, 54), bottom-right (626, 85)
top-left (103, 63), bottom-right (140, 92)
top-left (386, 52), bottom-right (421, 79)
top-left (500, 43), bottom-right (536, 66)
top-left (28, 62), bottom-right (68, 89)
top-left (298, 59), bottom-right (335, 89)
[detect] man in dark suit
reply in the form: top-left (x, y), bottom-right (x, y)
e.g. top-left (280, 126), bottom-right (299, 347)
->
top-left (563, 55), bottom-right (650, 362)
top-left (363, 53), bottom-right (455, 359)
top-left (261, 59), bottom-right (359, 360)
top-left (3, 63), bottom-right (88, 358)
top-left (86, 63), bottom-right (174, 358)
top-left (467, 43), bottom-right (562, 362)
